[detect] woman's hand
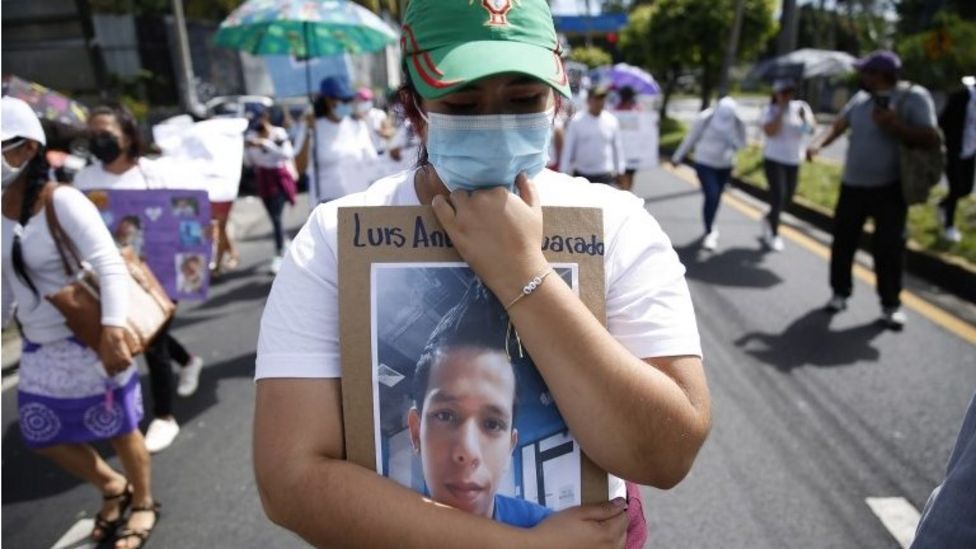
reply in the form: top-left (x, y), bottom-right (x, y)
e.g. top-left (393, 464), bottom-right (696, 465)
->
top-left (528, 499), bottom-right (629, 549)
top-left (99, 326), bottom-right (132, 375)
top-left (431, 172), bottom-right (548, 301)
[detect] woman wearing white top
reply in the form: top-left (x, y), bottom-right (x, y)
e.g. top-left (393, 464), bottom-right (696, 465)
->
top-left (1, 97), bottom-right (158, 547)
top-left (246, 109), bottom-right (297, 275)
top-left (760, 79), bottom-right (815, 251)
top-left (672, 96), bottom-right (747, 251)
top-left (294, 76), bottom-right (378, 206)
top-left (73, 105), bottom-right (204, 455)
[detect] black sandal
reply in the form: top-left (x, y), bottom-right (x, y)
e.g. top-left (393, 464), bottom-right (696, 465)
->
top-left (91, 483), bottom-right (132, 541)
top-left (114, 502), bottom-right (160, 549)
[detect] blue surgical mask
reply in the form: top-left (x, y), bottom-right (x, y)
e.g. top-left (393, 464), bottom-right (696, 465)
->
top-left (423, 109), bottom-right (553, 192)
top-left (334, 102), bottom-right (354, 119)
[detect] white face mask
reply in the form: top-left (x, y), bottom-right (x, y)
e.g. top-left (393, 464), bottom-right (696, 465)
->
top-left (2, 153), bottom-right (26, 189)
top-left (357, 101), bottom-right (374, 115)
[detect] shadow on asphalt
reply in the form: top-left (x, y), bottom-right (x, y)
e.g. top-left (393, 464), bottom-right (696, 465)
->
top-left (734, 308), bottom-right (887, 370)
top-left (0, 351), bottom-right (257, 506)
top-left (676, 239), bottom-right (783, 289)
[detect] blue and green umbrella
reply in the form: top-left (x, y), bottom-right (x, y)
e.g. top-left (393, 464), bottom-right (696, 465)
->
top-left (215, 0), bottom-right (398, 58)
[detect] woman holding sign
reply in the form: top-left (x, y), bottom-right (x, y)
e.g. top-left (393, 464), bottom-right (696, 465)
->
top-left (254, 1), bottom-right (710, 548)
top-left (74, 105), bottom-right (205, 454)
top-left (2, 97), bottom-right (159, 548)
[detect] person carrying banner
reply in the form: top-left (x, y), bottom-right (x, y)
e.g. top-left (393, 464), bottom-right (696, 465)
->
top-left (74, 105), bottom-right (205, 453)
top-left (254, 2), bottom-right (710, 548)
top-left (2, 97), bottom-right (159, 548)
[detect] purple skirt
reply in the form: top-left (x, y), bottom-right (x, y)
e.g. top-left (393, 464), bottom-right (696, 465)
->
top-left (16, 337), bottom-right (143, 449)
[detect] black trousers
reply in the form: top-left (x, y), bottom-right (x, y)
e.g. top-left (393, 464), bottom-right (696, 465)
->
top-left (573, 171), bottom-right (616, 185)
top-left (830, 182), bottom-right (907, 309)
top-left (144, 318), bottom-right (191, 418)
top-left (939, 154), bottom-right (975, 227)
top-left (763, 159), bottom-right (799, 235)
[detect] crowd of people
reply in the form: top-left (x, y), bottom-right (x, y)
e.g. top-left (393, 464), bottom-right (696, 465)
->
top-left (1, 0), bottom-right (974, 545)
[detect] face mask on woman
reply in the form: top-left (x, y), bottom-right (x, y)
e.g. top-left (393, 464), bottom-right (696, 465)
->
top-left (90, 132), bottom-right (123, 164)
top-left (2, 140), bottom-right (28, 188)
top-left (334, 102), bottom-right (354, 119)
top-left (356, 101), bottom-right (374, 116)
top-left (423, 108), bottom-right (553, 193)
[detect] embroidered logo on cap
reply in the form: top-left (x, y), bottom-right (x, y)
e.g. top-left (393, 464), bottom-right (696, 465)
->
top-left (477, 0), bottom-right (518, 26)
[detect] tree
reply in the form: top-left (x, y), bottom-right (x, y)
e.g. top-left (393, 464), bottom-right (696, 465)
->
top-left (620, 0), bottom-right (776, 113)
top-left (569, 46), bottom-right (613, 69)
top-left (897, 12), bottom-right (976, 91)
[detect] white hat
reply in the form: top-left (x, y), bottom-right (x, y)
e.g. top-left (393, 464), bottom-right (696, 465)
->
top-left (772, 78), bottom-right (796, 93)
top-left (1, 96), bottom-right (47, 146)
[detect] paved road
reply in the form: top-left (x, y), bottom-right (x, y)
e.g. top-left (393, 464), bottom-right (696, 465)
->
top-left (3, 169), bottom-right (974, 548)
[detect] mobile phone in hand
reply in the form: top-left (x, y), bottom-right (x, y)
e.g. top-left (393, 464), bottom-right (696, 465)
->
top-left (874, 95), bottom-right (890, 109)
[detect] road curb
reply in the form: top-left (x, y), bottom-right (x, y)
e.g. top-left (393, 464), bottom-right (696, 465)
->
top-left (730, 176), bottom-right (976, 304)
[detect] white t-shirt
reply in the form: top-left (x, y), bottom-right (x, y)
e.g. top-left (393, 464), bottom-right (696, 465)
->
top-left (2, 186), bottom-right (129, 343)
top-left (364, 107), bottom-right (389, 153)
top-left (559, 111), bottom-right (626, 175)
top-left (73, 157), bottom-right (190, 191)
top-left (761, 100), bottom-right (814, 166)
top-left (245, 126), bottom-right (294, 169)
top-left (256, 167), bottom-right (701, 502)
top-left (301, 117), bottom-right (378, 205)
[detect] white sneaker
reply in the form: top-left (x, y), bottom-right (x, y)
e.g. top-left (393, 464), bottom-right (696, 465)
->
top-left (703, 230), bottom-right (720, 251)
top-left (144, 417), bottom-right (180, 453)
top-left (177, 355), bottom-right (203, 397)
top-left (269, 255), bottom-right (283, 275)
top-left (824, 294), bottom-right (847, 313)
top-left (944, 227), bottom-right (962, 243)
top-left (881, 307), bottom-right (907, 330)
top-left (770, 236), bottom-right (785, 252)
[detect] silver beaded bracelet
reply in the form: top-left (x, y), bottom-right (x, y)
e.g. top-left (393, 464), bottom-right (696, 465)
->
top-left (505, 268), bottom-right (554, 311)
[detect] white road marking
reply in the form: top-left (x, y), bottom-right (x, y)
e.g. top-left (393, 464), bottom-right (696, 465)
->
top-left (866, 497), bottom-right (922, 549)
top-left (50, 518), bottom-right (96, 549)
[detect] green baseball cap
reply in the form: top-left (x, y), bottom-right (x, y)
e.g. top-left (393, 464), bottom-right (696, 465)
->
top-left (402, 0), bottom-right (571, 99)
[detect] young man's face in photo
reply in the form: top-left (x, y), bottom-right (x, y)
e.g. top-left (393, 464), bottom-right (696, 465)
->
top-left (408, 347), bottom-right (518, 518)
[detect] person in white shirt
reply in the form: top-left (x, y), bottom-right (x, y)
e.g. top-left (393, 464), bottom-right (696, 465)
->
top-left (74, 105), bottom-right (205, 455)
top-left (253, 2), bottom-right (710, 546)
top-left (559, 85), bottom-right (626, 186)
top-left (937, 77), bottom-right (976, 243)
top-left (671, 96), bottom-right (747, 251)
top-left (293, 77), bottom-right (378, 206)
top-left (760, 79), bottom-right (815, 251)
top-left (245, 108), bottom-right (297, 274)
top-left (354, 87), bottom-right (393, 156)
top-left (1, 97), bottom-right (159, 546)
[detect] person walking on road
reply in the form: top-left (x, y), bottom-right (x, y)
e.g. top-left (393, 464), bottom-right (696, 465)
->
top-left (559, 84), bottom-right (627, 187)
top-left (760, 79), bottom-right (816, 251)
top-left (612, 85), bottom-right (641, 192)
top-left (671, 96), bottom-right (747, 251)
top-left (246, 109), bottom-right (297, 275)
top-left (74, 105), bottom-right (205, 452)
top-left (1, 97), bottom-right (159, 547)
top-left (254, 1), bottom-right (710, 547)
top-left (936, 76), bottom-right (975, 244)
top-left (294, 76), bottom-right (378, 206)
top-left (807, 50), bottom-right (939, 329)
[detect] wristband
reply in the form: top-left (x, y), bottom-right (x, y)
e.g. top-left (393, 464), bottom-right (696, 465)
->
top-left (505, 268), bottom-right (553, 311)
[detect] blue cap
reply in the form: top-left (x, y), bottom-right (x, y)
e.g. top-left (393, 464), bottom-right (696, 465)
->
top-left (319, 76), bottom-right (355, 100)
top-left (854, 50), bottom-right (901, 74)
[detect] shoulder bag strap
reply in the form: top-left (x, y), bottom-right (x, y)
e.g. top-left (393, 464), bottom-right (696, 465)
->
top-left (41, 184), bottom-right (84, 276)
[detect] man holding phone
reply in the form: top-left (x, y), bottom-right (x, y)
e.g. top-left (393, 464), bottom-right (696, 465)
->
top-left (807, 50), bottom-right (938, 330)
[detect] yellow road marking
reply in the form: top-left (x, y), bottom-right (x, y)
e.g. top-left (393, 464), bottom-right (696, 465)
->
top-left (663, 165), bottom-right (976, 344)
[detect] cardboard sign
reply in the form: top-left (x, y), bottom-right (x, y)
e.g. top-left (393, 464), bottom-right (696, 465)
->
top-left (339, 206), bottom-right (608, 527)
top-left (85, 189), bottom-right (212, 301)
top-left (614, 110), bottom-right (660, 170)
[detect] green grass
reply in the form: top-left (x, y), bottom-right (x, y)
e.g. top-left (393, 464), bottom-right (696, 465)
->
top-left (659, 116), bottom-right (686, 153)
top-left (733, 144), bottom-right (976, 267)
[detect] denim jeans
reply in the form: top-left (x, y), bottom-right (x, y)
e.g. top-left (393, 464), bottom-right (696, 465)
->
top-left (695, 163), bottom-right (732, 233)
